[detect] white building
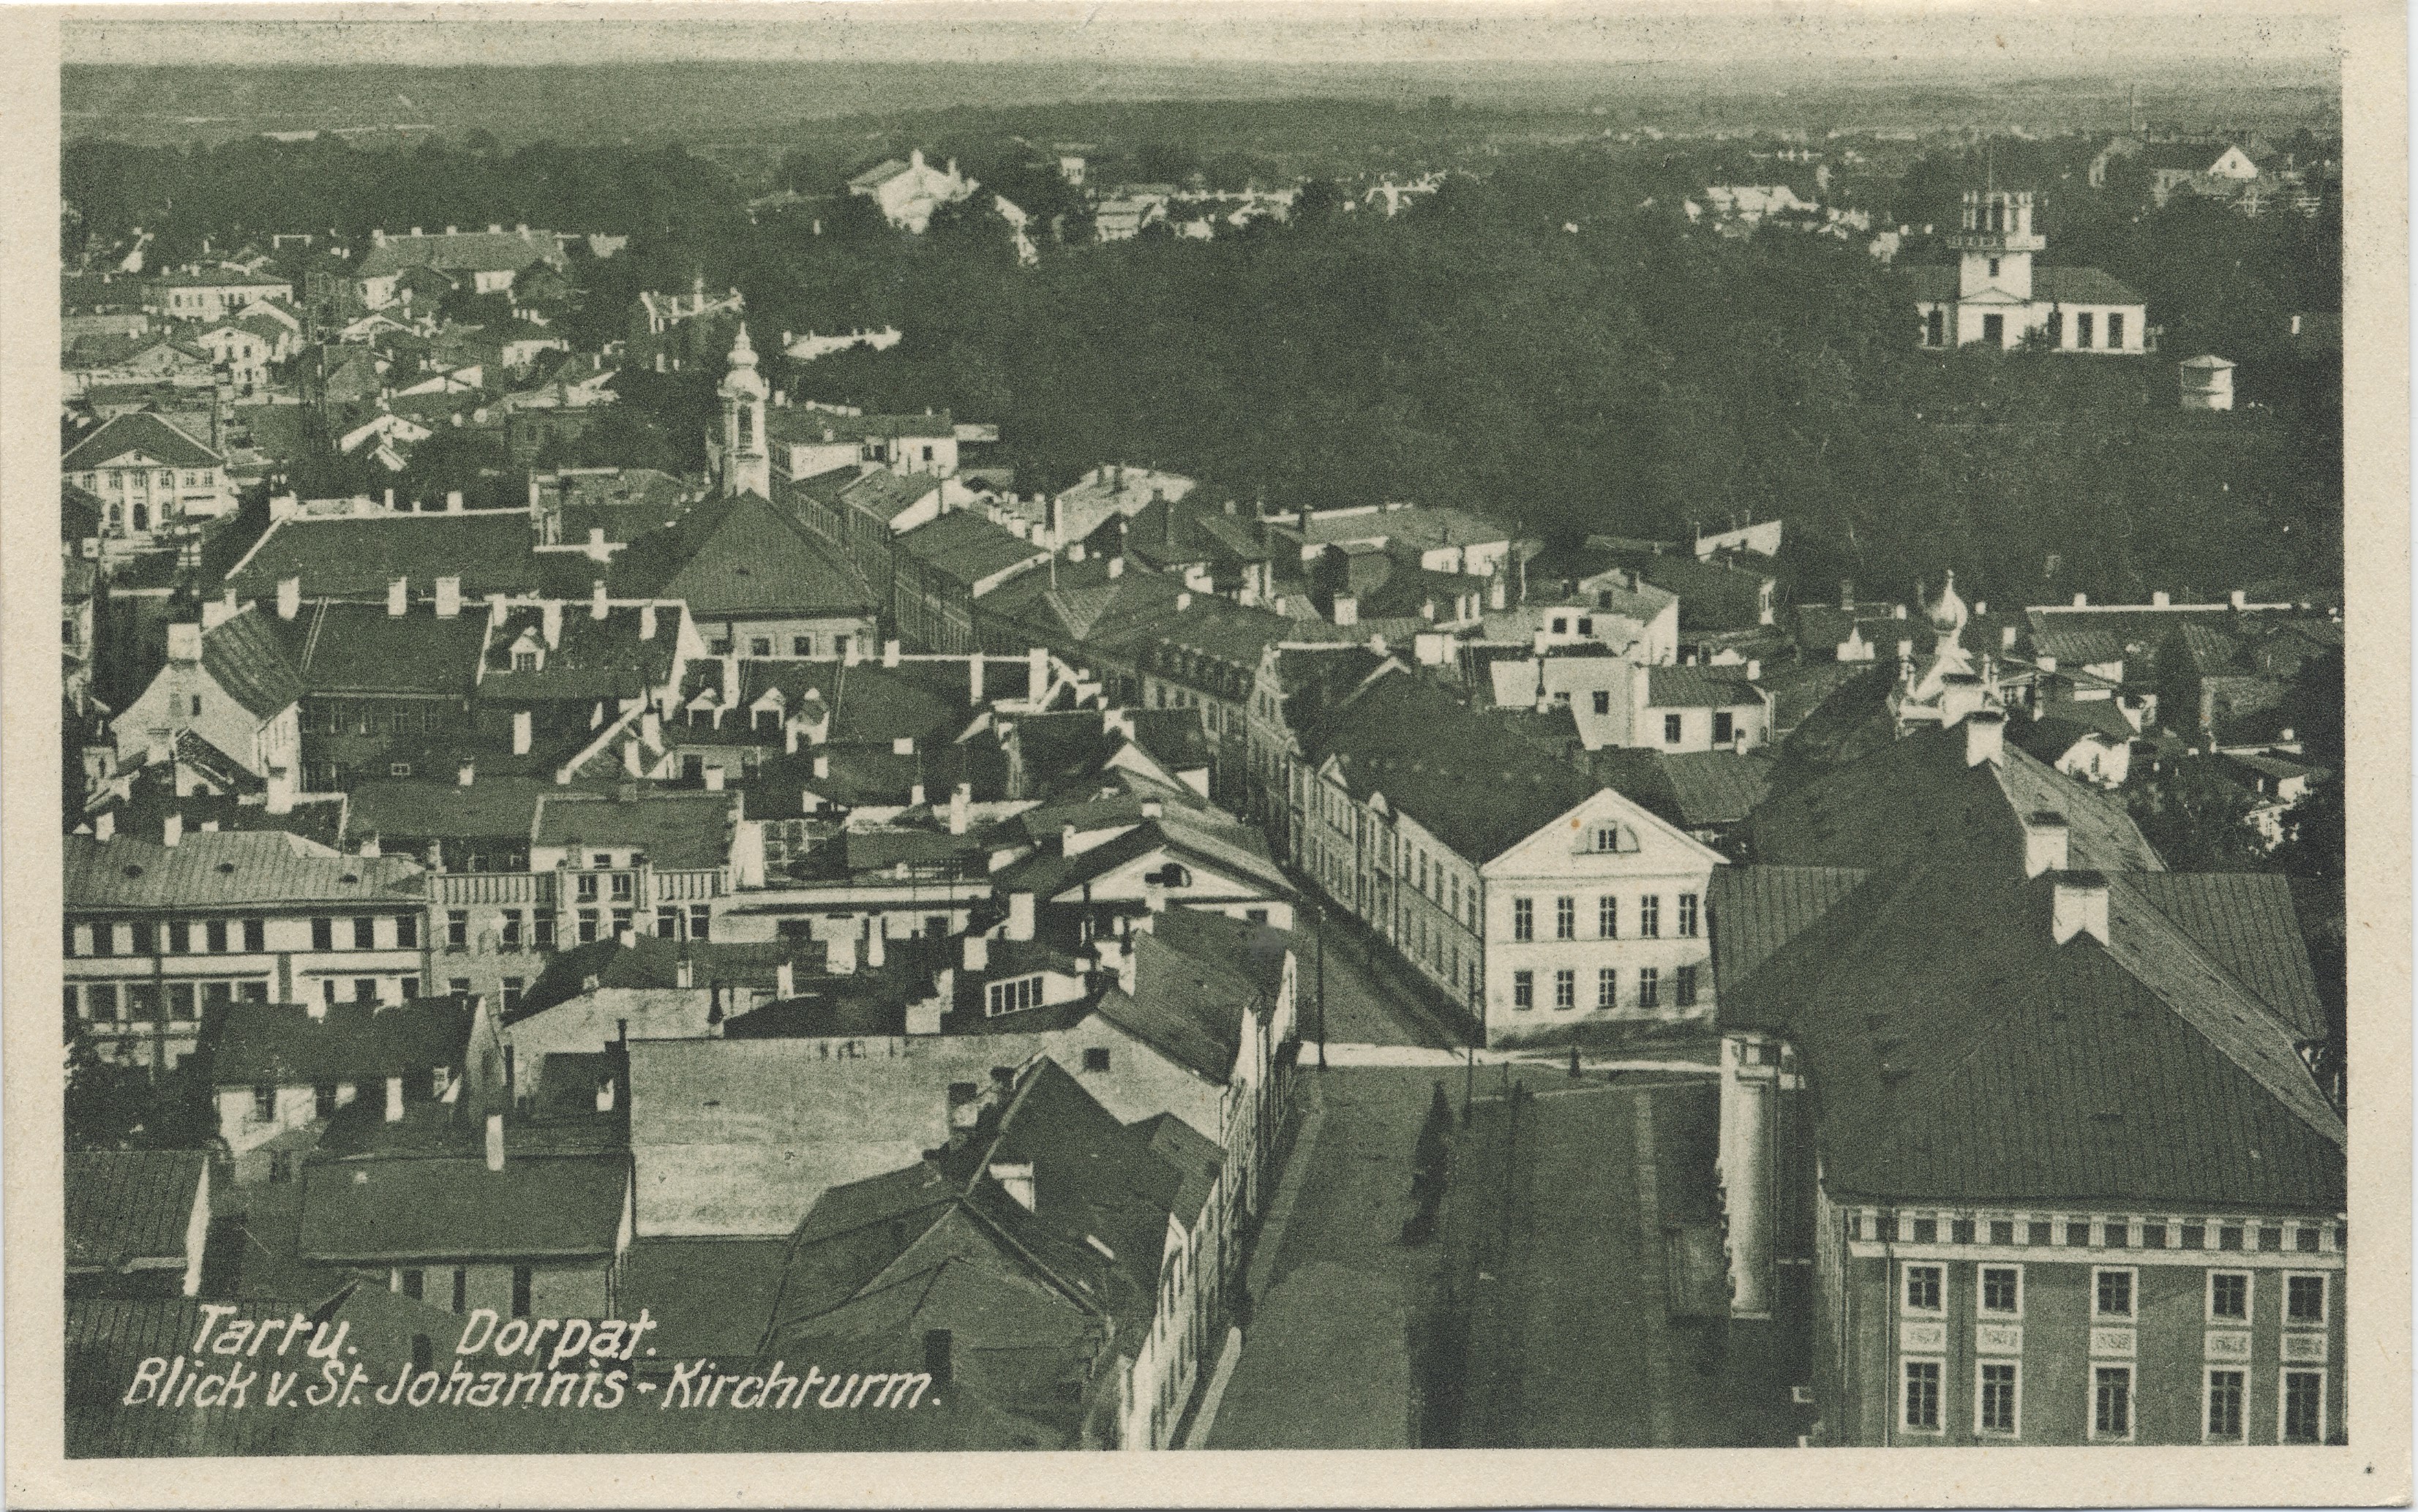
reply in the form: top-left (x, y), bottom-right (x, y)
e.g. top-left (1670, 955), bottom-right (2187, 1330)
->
top-left (2180, 354), bottom-right (2237, 410)
top-left (1911, 190), bottom-right (2149, 355)
top-left (846, 149), bottom-right (978, 234)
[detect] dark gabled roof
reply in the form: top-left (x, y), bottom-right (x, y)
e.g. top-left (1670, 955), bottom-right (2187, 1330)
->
top-left (531, 791), bottom-right (737, 871)
top-left (767, 406), bottom-right (955, 444)
top-left (614, 1238), bottom-right (793, 1358)
top-left (893, 510), bottom-right (1047, 588)
top-left (1744, 721), bottom-right (2162, 874)
top-left (1305, 672), bottom-right (1601, 864)
top-left (355, 228), bottom-right (565, 279)
top-left (275, 600), bottom-right (488, 698)
top-left (1646, 665), bottom-right (1763, 710)
top-left (836, 470), bottom-right (943, 525)
top-left (2032, 626), bottom-right (2127, 667)
top-left (199, 604), bottom-right (305, 718)
top-left (62, 410), bottom-right (221, 471)
top-left (64, 830), bottom-right (423, 910)
top-left (1904, 266), bottom-right (1956, 302)
top-left (1706, 863), bottom-right (1871, 996)
top-left (299, 1150), bottom-right (628, 1263)
top-left (607, 496), bottom-right (876, 618)
top-left (63, 481), bottom-right (104, 541)
top-left (67, 1152), bottom-right (204, 1273)
top-left (2032, 266), bottom-right (2146, 306)
top-left (215, 997), bottom-right (475, 1086)
top-left (2127, 872), bottom-right (2327, 1039)
top-left (222, 514), bottom-right (555, 602)
top-left (515, 934), bottom-right (808, 1020)
top-left (345, 775), bottom-right (554, 843)
top-left (481, 603), bottom-right (679, 702)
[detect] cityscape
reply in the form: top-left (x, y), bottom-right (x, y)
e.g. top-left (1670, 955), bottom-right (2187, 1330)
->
top-left (53, 4), bottom-right (2350, 1463)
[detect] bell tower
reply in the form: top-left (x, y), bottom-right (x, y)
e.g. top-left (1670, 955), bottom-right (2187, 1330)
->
top-left (1951, 189), bottom-right (2043, 302)
top-left (718, 323), bottom-right (770, 499)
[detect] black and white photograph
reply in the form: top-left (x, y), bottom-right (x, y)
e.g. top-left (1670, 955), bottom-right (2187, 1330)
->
top-left (12, 0), bottom-right (2406, 1500)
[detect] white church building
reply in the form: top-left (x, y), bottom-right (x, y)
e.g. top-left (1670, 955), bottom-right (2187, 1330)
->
top-left (1910, 189), bottom-right (2149, 355)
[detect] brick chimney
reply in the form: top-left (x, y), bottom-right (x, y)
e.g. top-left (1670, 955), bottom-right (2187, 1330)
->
top-left (435, 576), bottom-right (462, 618)
top-left (591, 579), bottom-right (609, 620)
top-left (1964, 709), bottom-right (2005, 767)
top-left (2051, 870), bottom-right (2111, 946)
top-left (2023, 811), bottom-right (2070, 878)
top-left (512, 709), bottom-right (533, 756)
top-left (964, 933), bottom-right (988, 971)
top-left (485, 1112), bottom-right (506, 1170)
top-left (949, 783), bottom-right (970, 836)
top-left (166, 621), bottom-right (202, 663)
top-left (1007, 892), bottom-right (1035, 944)
top-left (277, 577), bottom-right (301, 620)
top-left (385, 1076), bottom-right (405, 1122)
top-left (162, 813), bottom-right (182, 848)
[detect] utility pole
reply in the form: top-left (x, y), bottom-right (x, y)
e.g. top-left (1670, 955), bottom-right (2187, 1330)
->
top-left (1314, 903), bottom-right (1327, 1070)
top-left (1462, 976), bottom-right (1479, 1124)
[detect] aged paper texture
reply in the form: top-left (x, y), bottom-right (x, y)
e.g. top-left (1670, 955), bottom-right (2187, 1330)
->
top-left (5, 1), bottom-right (2408, 1505)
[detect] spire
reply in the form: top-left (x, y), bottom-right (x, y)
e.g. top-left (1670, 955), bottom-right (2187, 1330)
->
top-left (729, 322), bottom-right (757, 371)
top-left (1929, 568), bottom-right (1970, 639)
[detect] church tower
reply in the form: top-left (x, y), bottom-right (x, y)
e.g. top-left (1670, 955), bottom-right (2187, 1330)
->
top-left (1951, 189), bottom-right (2043, 303)
top-left (718, 323), bottom-right (770, 499)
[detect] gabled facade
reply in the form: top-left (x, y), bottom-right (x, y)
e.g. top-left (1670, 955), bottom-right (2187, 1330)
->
top-left (62, 412), bottom-right (238, 541)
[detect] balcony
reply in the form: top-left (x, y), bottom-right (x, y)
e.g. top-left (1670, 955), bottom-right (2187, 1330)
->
top-left (432, 871), bottom-right (560, 909)
top-left (651, 868), bottom-right (725, 903)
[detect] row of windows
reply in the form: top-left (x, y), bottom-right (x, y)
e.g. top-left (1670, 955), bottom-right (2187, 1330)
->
top-left (1903, 1263), bottom-right (2328, 1325)
top-left (70, 917), bottom-right (267, 956)
top-left (1512, 964), bottom-right (1697, 1011)
top-left (1870, 1212), bottom-right (2335, 1255)
top-left (69, 978), bottom-right (269, 1023)
top-left (1902, 1359), bottom-right (2326, 1443)
top-left (985, 974), bottom-right (1045, 1018)
top-left (312, 702), bottom-right (446, 737)
top-left (395, 1265), bottom-right (534, 1318)
top-left (1512, 892), bottom-right (1697, 941)
top-left (72, 470), bottom-right (218, 491)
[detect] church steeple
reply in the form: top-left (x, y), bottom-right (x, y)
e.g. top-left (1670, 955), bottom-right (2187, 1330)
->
top-left (1951, 189), bottom-right (2043, 303)
top-left (718, 323), bottom-right (770, 498)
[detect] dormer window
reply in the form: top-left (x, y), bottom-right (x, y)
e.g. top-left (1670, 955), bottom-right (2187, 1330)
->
top-left (514, 651), bottom-right (538, 672)
top-left (1592, 824), bottom-right (1624, 853)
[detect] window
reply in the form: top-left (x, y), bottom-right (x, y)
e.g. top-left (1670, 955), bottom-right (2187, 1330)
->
top-left (446, 911), bottom-right (468, 949)
top-left (400, 1268), bottom-right (424, 1301)
top-left (2286, 1274), bottom-right (2327, 1325)
top-left (393, 914), bottom-right (418, 948)
top-left (534, 917), bottom-right (557, 949)
top-left (315, 1083), bottom-right (339, 1119)
top-left (353, 977), bottom-right (378, 1004)
top-left (689, 906), bottom-right (711, 942)
top-left (2068, 1219), bottom-right (2093, 1247)
top-left (89, 983), bottom-right (118, 1021)
top-left (1901, 1361), bottom-right (1941, 1432)
top-left (1552, 969), bottom-right (1575, 1010)
top-left (1926, 308), bottom-right (1945, 346)
top-left (2206, 1369), bottom-right (2246, 1443)
top-left (350, 916), bottom-right (376, 949)
top-left (2103, 1220), bottom-right (2130, 1248)
top-left (1978, 1362), bottom-right (2019, 1437)
top-left (1512, 898), bottom-right (1533, 941)
top-left (2092, 1366), bottom-right (2133, 1440)
top-left (577, 910), bottom-right (599, 945)
top-left (168, 983), bottom-right (196, 1022)
top-left (1084, 1046), bottom-right (1111, 1072)
top-left (1981, 1265), bottom-right (2022, 1315)
top-left (986, 975), bottom-right (1044, 1017)
top-left (575, 873), bottom-right (599, 903)
top-left (1677, 893), bottom-right (1699, 938)
top-left (400, 976), bottom-right (420, 999)
top-left (252, 1085), bottom-right (276, 1123)
top-left (1554, 896), bottom-right (1575, 941)
top-left (2144, 1222), bottom-right (2169, 1249)
top-left (452, 1268), bottom-right (469, 1314)
top-left (1597, 968), bottom-right (1618, 1009)
top-left (749, 637), bottom-right (773, 657)
top-left (2076, 312), bottom-right (2095, 348)
top-left (2209, 1271), bottom-right (2250, 1322)
top-left (2108, 313), bottom-right (2125, 348)
top-left (2181, 1223), bottom-right (2207, 1250)
top-left (511, 1266), bottom-right (533, 1319)
top-left (2094, 1268), bottom-right (2134, 1318)
top-left (322, 979), bottom-right (339, 1009)
top-left (1592, 690), bottom-right (1611, 715)
top-left (1982, 312), bottom-right (2005, 345)
top-left (1663, 713), bottom-right (1683, 745)
top-left (1638, 967), bottom-right (1659, 1009)
top-left (1512, 971), bottom-right (1534, 1009)
top-left (132, 922), bottom-right (159, 956)
top-left (514, 651), bottom-right (538, 672)
top-left (268, 1151), bottom-right (293, 1183)
top-left (1951, 1217), bottom-right (1974, 1244)
top-left (311, 917), bottom-right (334, 951)
top-left (1713, 711), bottom-right (1734, 745)
top-left (2047, 310), bottom-right (2064, 345)
top-left (1598, 896), bottom-right (1618, 938)
top-left (1639, 896), bottom-right (1660, 939)
top-left (610, 873), bottom-right (635, 903)
top-left (2281, 1371), bottom-right (2324, 1444)
top-left (241, 919), bottom-right (264, 952)
top-left (206, 920), bottom-right (230, 954)
top-left (502, 977), bottom-right (526, 1014)
top-left (1986, 256), bottom-right (2000, 277)
top-left (792, 636), bottom-right (814, 657)
top-left (501, 911), bottom-right (525, 950)
top-left (2218, 1225), bottom-right (2245, 1251)
top-left (1675, 964), bottom-right (1698, 1008)
top-left (1903, 1263), bottom-right (1943, 1313)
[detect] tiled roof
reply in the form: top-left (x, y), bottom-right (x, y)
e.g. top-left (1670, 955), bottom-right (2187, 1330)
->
top-left (65, 830), bottom-right (424, 910)
top-left (531, 791), bottom-right (737, 871)
top-left (1743, 722), bottom-right (2162, 874)
top-left (67, 1152), bottom-right (203, 1273)
top-left (614, 1238), bottom-right (792, 1358)
top-left (222, 513), bottom-right (558, 602)
top-left (607, 496), bottom-right (876, 618)
top-left (2032, 626), bottom-right (2127, 666)
top-left (355, 228), bottom-right (565, 279)
top-left (767, 406), bottom-right (954, 443)
top-left (2128, 872), bottom-right (2327, 1039)
top-left (345, 775), bottom-right (554, 843)
top-left (893, 510), bottom-right (1046, 587)
top-left (1705, 863), bottom-right (1871, 993)
top-left (2032, 266), bottom-right (2147, 306)
top-left (200, 604), bottom-right (305, 718)
top-left (835, 469), bottom-right (943, 524)
top-left (300, 1150), bottom-right (628, 1263)
top-left (516, 934), bottom-right (806, 1020)
top-left (214, 997), bottom-right (474, 1086)
top-left (1306, 672), bottom-right (1602, 864)
top-left (62, 411), bottom-right (221, 471)
top-left (481, 603), bottom-right (679, 702)
top-left (278, 600), bottom-right (489, 698)
top-left (1719, 855), bottom-right (2343, 1209)
top-left (1646, 665), bottom-right (1762, 710)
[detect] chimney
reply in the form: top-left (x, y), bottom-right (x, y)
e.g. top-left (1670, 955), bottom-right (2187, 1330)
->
top-left (866, 917), bottom-right (887, 968)
top-left (1745, 659), bottom-right (1760, 681)
top-left (541, 601), bottom-right (562, 648)
top-left (435, 576), bottom-right (462, 618)
top-left (595, 1078), bottom-right (616, 1113)
top-left (990, 1161), bottom-right (1036, 1211)
top-left (277, 577), bottom-right (301, 620)
top-left (844, 637), bottom-right (863, 666)
top-left (2073, 593), bottom-right (2089, 607)
top-left (1028, 645), bottom-right (1048, 696)
top-left (2002, 624), bottom-right (2019, 650)
top-left (949, 783), bottom-right (971, 836)
top-left (1061, 822), bottom-right (1078, 854)
top-left (813, 753), bottom-right (830, 781)
top-left (94, 810), bottom-right (114, 843)
top-left (1108, 555), bottom-right (1124, 579)
top-left (162, 813), bottom-right (183, 848)
top-left (2151, 590), bottom-right (2171, 608)
top-left (776, 960), bottom-right (796, 998)
top-left (1176, 590), bottom-right (1193, 612)
top-left (446, 489), bottom-right (465, 514)
top-left (386, 577), bottom-right (409, 616)
top-left (909, 781), bottom-right (926, 808)
top-left (1840, 578), bottom-right (1855, 611)
top-left (426, 839), bottom-right (445, 871)
top-left (358, 832), bottom-right (380, 858)
top-left (485, 1112), bottom-right (506, 1170)
top-left (704, 766), bottom-right (726, 792)
top-left (1144, 878), bottom-right (1166, 914)
top-left (2051, 870), bottom-right (2111, 946)
top-left (2023, 811), bottom-right (2071, 878)
top-left (1141, 800), bottom-right (1163, 820)
top-left (827, 933), bottom-right (857, 975)
top-left (591, 579), bottom-right (609, 620)
top-left (964, 933), bottom-right (989, 971)
top-left (512, 709), bottom-right (533, 756)
top-left (1964, 709), bottom-right (2006, 767)
top-left (968, 655), bottom-right (985, 704)
top-left (385, 1076), bottom-right (405, 1122)
top-left (1896, 638), bottom-right (1913, 662)
top-left (947, 1081), bottom-right (981, 1132)
top-left (166, 620), bottom-right (202, 663)
top-left (893, 737), bottom-right (917, 757)
top-left (883, 639), bottom-right (902, 668)
top-left (2229, 589), bottom-right (2248, 609)
top-left (457, 758), bottom-right (476, 787)
top-left (266, 766), bottom-right (295, 815)
top-left (639, 604), bottom-right (657, 641)
top-left (587, 527), bottom-right (608, 562)
top-left (1007, 892), bottom-right (1036, 943)
top-left (721, 655), bottom-right (740, 707)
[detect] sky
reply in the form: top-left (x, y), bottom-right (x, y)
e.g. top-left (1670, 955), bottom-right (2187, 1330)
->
top-left (64, 1), bottom-right (2344, 78)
